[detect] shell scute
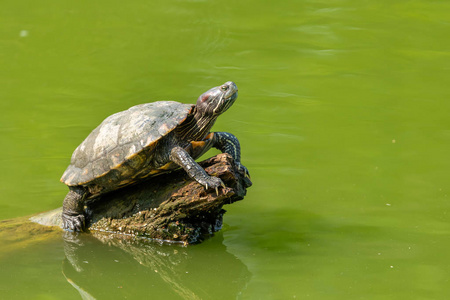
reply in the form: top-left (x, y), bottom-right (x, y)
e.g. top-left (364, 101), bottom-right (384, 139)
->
top-left (61, 101), bottom-right (193, 186)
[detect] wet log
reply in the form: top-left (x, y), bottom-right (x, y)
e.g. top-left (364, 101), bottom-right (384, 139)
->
top-left (31, 153), bottom-right (251, 244)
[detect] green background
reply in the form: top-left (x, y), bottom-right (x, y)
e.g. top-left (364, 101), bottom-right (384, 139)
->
top-left (1, 0), bottom-right (450, 299)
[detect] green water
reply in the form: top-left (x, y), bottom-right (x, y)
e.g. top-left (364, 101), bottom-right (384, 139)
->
top-left (1, 0), bottom-right (450, 299)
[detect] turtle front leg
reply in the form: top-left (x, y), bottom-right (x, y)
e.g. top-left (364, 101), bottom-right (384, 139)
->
top-left (212, 132), bottom-right (250, 178)
top-left (170, 146), bottom-right (224, 193)
top-left (62, 186), bottom-right (87, 232)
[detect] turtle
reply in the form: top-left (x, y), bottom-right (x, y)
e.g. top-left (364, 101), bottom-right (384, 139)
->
top-left (61, 81), bottom-right (249, 232)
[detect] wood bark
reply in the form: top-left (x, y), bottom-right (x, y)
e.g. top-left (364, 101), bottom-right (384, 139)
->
top-left (31, 153), bottom-right (251, 244)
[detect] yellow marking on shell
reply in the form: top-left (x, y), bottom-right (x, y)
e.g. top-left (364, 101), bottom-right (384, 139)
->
top-left (145, 136), bottom-right (153, 146)
top-left (160, 162), bottom-right (174, 170)
top-left (125, 151), bottom-right (139, 161)
top-left (118, 179), bottom-right (132, 186)
top-left (147, 162), bottom-right (175, 175)
top-left (120, 167), bottom-right (135, 178)
top-left (158, 123), bottom-right (170, 135)
top-left (63, 172), bottom-right (76, 184)
top-left (127, 144), bottom-right (137, 158)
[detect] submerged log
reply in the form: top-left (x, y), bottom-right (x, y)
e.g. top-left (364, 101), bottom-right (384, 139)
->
top-left (31, 153), bottom-right (252, 244)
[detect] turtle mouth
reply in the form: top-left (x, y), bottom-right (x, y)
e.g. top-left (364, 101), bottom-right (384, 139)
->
top-left (225, 90), bottom-right (238, 101)
top-left (216, 90), bottom-right (237, 114)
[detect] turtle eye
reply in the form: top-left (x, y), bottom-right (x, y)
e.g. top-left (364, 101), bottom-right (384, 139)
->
top-left (221, 85), bottom-right (228, 91)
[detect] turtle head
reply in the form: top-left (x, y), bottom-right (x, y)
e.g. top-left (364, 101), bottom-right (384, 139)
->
top-left (196, 81), bottom-right (238, 116)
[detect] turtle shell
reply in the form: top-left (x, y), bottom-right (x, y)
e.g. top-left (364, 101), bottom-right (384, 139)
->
top-left (61, 101), bottom-right (193, 186)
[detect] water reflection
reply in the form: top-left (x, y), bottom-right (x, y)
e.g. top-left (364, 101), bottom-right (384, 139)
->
top-left (61, 232), bottom-right (251, 299)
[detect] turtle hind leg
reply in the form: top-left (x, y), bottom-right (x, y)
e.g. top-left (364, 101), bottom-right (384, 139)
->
top-left (62, 186), bottom-right (87, 232)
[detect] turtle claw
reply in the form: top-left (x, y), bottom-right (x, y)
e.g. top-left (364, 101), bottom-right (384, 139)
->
top-left (237, 163), bottom-right (251, 179)
top-left (236, 163), bottom-right (252, 188)
top-left (202, 176), bottom-right (224, 196)
top-left (62, 213), bottom-right (85, 232)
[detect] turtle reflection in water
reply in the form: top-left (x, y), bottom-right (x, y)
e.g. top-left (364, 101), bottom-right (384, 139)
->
top-left (60, 81), bottom-right (250, 232)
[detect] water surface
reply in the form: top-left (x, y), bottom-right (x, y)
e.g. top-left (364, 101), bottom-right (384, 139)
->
top-left (1, 0), bottom-right (450, 299)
